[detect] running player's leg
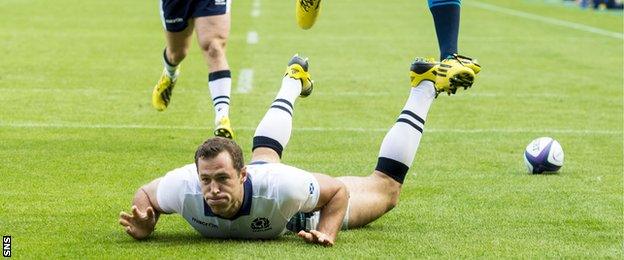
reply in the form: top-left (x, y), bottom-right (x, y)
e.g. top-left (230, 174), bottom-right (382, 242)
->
top-left (164, 24), bottom-right (194, 68)
top-left (428, 0), bottom-right (461, 61)
top-left (427, 0), bottom-right (483, 92)
top-left (338, 59), bottom-right (438, 228)
top-left (152, 0), bottom-right (195, 111)
top-left (194, 1), bottom-right (234, 138)
top-left (251, 55), bottom-right (313, 163)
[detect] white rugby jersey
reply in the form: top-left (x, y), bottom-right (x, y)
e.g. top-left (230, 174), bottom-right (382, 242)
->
top-left (156, 162), bottom-right (320, 239)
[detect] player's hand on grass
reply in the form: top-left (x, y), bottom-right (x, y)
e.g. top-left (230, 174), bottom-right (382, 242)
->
top-left (297, 230), bottom-right (334, 247)
top-left (119, 205), bottom-right (157, 240)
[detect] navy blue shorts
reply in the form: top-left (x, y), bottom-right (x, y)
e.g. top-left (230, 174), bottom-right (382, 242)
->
top-left (159, 0), bottom-right (230, 32)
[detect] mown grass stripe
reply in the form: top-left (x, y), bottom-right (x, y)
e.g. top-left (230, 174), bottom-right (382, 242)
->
top-left (1, 122), bottom-right (619, 135)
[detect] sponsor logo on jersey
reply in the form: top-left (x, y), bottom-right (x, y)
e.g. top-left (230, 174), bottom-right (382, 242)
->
top-left (192, 217), bottom-right (218, 229)
top-left (165, 18), bottom-right (183, 24)
top-left (251, 217), bottom-right (272, 232)
top-left (215, 0), bottom-right (227, 5)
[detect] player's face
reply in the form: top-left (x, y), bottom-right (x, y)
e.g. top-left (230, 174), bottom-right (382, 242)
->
top-left (197, 152), bottom-right (247, 218)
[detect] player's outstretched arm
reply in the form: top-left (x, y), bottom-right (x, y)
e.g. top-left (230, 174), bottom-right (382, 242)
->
top-left (119, 178), bottom-right (164, 240)
top-left (298, 174), bottom-right (348, 247)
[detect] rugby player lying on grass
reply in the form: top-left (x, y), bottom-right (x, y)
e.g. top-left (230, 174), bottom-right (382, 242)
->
top-left (119, 54), bottom-right (479, 246)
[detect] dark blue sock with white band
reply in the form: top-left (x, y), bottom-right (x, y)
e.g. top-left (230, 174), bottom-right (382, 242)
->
top-left (428, 0), bottom-right (461, 60)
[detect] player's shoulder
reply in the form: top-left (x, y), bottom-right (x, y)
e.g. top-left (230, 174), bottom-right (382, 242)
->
top-left (159, 163), bottom-right (201, 194)
top-left (247, 162), bottom-right (316, 199)
top-left (247, 161), bottom-right (308, 175)
top-left (164, 163), bottom-right (197, 179)
top-left (247, 162), bottom-right (310, 183)
top-left (156, 163), bottom-right (200, 214)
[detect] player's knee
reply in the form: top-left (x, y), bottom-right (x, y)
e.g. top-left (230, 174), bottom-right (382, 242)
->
top-left (380, 175), bottom-right (401, 211)
top-left (386, 189), bottom-right (400, 211)
top-left (200, 38), bottom-right (227, 60)
top-left (371, 171), bottom-right (402, 211)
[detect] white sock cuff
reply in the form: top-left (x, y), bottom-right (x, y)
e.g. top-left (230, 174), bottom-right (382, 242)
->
top-left (209, 76), bottom-right (232, 105)
top-left (278, 77), bottom-right (302, 99)
top-left (162, 49), bottom-right (179, 78)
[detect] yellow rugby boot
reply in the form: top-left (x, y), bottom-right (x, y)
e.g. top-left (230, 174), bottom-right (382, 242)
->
top-left (214, 116), bottom-right (235, 139)
top-left (455, 54), bottom-right (481, 75)
top-left (434, 54), bottom-right (480, 95)
top-left (296, 0), bottom-right (322, 29)
top-left (285, 54), bottom-right (314, 97)
top-left (151, 68), bottom-right (179, 111)
top-left (409, 57), bottom-right (437, 87)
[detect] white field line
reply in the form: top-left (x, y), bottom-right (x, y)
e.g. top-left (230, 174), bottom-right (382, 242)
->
top-left (471, 1), bottom-right (624, 40)
top-left (247, 31), bottom-right (259, 44)
top-left (251, 0), bottom-right (261, 17)
top-left (236, 68), bottom-right (254, 93)
top-left (0, 87), bottom-right (599, 99)
top-left (1, 121), bottom-right (620, 135)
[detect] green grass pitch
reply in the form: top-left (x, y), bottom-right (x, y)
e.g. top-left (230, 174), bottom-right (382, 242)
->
top-left (1, 0), bottom-right (622, 258)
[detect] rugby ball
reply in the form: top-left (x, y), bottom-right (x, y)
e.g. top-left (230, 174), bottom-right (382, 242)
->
top-left (523, 137), bottom-right (564, 174)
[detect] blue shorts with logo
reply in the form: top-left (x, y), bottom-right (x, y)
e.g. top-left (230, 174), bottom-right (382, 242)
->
top-left (160, 0), bottom-right (230, 32)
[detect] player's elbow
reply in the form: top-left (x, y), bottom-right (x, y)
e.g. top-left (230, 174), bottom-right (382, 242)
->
top-left (318, 180), bottom-right (348, 212)
top-left (132, 185), bottom-right (149, 206)
top-left (132, 179), bottom-right (161, 211)
top-left (334, 181), bottom-right (349, 206)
